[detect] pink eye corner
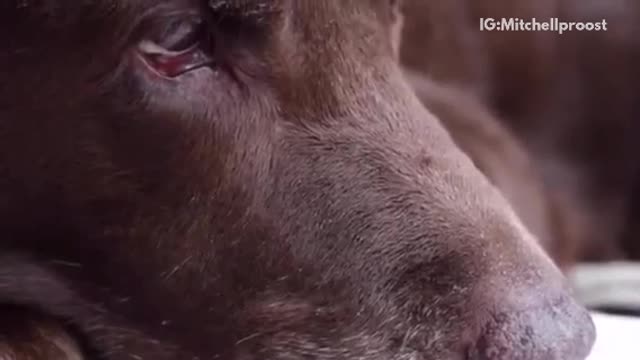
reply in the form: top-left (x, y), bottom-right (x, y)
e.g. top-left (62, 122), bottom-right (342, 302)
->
top-left (137, 17), bottom-right (216, 78)
top-left (138, 41), bottom-right (214, 78)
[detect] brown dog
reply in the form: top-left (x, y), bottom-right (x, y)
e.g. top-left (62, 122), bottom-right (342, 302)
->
top-left (0, 1), bottom-right (594, 359)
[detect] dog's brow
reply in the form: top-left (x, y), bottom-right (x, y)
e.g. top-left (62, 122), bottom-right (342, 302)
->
top-left (209, 0), bottom-right (282, 17)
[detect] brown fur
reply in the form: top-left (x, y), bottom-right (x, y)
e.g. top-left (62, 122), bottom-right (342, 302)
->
top-left (403, 70), bottom-right (584, 269)
top-left (404, 70), bottom-right (556, 255)
top-left (0, 1), bottom-right (594, 359)
top-left (0, 306), bottom-right (83, 360)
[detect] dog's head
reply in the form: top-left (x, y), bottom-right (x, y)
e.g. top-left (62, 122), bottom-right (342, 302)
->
top-left (0, 1), bottom-right (594, 359)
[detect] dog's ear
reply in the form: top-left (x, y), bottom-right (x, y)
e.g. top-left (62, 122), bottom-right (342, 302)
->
top-left (0, 306), bottom-right (84, 360)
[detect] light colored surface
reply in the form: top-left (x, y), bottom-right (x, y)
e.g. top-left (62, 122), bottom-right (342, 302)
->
top-left (588, 312), bottom-right (640, 360)
top-left (570, 262), bottom-right (640, 310)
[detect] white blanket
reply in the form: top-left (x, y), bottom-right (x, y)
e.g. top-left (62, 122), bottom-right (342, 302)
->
top-left (588, 312), bottom-right (640, 360)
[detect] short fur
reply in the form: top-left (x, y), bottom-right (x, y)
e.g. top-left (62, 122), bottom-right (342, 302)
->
top-left (404, 70), bottom-right (557, 257)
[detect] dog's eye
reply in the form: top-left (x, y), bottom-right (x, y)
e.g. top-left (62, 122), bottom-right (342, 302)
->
top-left (137, 17), bottom-right (215, 78)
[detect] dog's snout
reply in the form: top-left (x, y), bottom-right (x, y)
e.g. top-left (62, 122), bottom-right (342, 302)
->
top-left (469, 293), bottom-right (596, 360)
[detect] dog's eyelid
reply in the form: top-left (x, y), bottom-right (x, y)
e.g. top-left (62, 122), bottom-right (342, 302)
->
top-left (147, 16), bottom-right (207, 53)
top-left (136, 16), bottom-right (217, 78)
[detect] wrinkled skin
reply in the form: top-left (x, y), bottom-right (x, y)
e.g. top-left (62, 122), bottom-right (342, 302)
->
top-left (0, 1), bottom-right (594, 359)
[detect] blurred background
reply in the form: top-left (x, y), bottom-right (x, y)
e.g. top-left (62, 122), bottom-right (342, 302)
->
top-left (398, 0), bottom-right (640, 320)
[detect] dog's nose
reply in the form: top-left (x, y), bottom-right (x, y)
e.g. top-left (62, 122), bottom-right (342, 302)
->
top-left (468, 293), bottom-right (596, 360)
